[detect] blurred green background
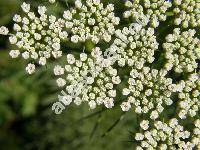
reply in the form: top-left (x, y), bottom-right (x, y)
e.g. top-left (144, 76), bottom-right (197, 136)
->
top-left (0, 0), bottom-right (137, 149)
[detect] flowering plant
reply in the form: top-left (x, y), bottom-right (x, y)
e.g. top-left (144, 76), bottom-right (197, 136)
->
top-left (0, 0), bottom-right (199, 149)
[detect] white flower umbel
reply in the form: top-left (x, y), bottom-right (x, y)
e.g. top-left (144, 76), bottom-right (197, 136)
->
top-left (173, 0), bottom-right (200, 28)
top-left (114, 25), bottom-right (158, 68)
top-left (54, 47), bottom-right (121, 109)
top-left (8, 2), bottom-right (68, 73)
top-left (135, 118), bottom-right (198, 149)
top-left (163, 28), bottom-right (200, 73)
top-left (63, 0), bottom-right (120, 43)
top-left (124, 0), bottom-right (172, 28)
top-left (121, 68), bottom-right (176, 119)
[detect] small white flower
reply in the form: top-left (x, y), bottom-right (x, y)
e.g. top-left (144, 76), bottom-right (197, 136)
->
top-left (63, 10), bottom-right (72, 20)
top-left (31, 52), bottom-right (38, 59)
top-left (135, 133), bottom-right (144, 141)
top-left (74, 97), bottom-right (82, 105)
top-left (122, 88), bottom-right (130, 95)
top-left (9, 50), bottom-right (20, 58)
top-left (54, 65), bottom-right (65, 76)
top-left (108, 90), bottom-right (116, 98)
top-left (13, 14), bottom-right (22, 22)
top-left (88, 100), bottom-right (96, 109)
top-left (150, 110), bottom-right (159, 120)
top-left (38, 6), bottom-right (47, 15)
top-left (59, 31), bottom-right (68, 39)
top-left (112, 76), bottom-right (121, 84)
top-left (140, 120), bottom-right (149, 130)
top-left (86, 77), bottom-right (94, 85)
top-left (103, 33), bottom-right (111, 42)
top-left (28, 12), bottom-right (35, 20)
top-left (56, 78), bottom-right (66, 87)
top-left (9, 36), bottom-right (17, 44)
top-left (71, 35), bottom-right (79, 43)
top-left (0, 26), bottom-right (9, 35)
top-left (135, 106), bottom-right (142, 114)
top-left (34, 33), bottom-right (42, 40)
top-left (39, 57), bottom-right (46, 66)
top-left (52, 42), bottom-right (60, 51)
top-left (104, 98), bottom-right (114, 108)
top-left (13, 24), bottom-right (21, 31)
top-left (88, 18), bottom-right (95, 26)
top-left (120, 102), bottom-right (131, 111)
top-left (80, 53), bottom-right (87, 61)
top-left (93, 0), bottom-right (100, 5)
top-left (25, 63), bottom-right (35, 74)
top-left (145, 89), bottom-right (152, 96)
top-left (21, 2), bottom-right (30, 13)
top-left (52, 51), bottom-right (62, 58)
top-left (75, 0), bottom-right (82, 8)
top-left (67, 54), bottom-right (76, 64)
top-left (22, 51), bottom-right (30, 59)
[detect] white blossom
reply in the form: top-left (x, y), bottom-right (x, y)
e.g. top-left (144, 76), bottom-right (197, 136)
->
top-left (88, 100), bottom-right (96, 109)
top-left (120, 102), bottom-right (131, 111)
top-left (0, 26), bottom-right (9, 35)
top-left (21, 2), bottom-right (30, 13)
top-left (9, 50), bottom-right (20, 58)
top-left (54, 65), bottom-right (65, 76)
top-left (25, 63), bottom-right (35, 74)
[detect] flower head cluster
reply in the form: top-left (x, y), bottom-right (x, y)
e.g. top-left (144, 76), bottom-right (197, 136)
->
top-left (124, 0), bottom-right (172, 28)
top-left (1, 1), bottom-right (200, 148)
top-left (163, 28), bottom-right (200, 73)
top-left (8, 2), bottom-right (68, 74)
top-left (135, 118), bottom-right (200, 150)
top-left (176, 73), bottom-right (200, 119)
top-left (54, 47), bottom-right (121, 109)
top-left (173, 0), bottom-right (200, 28)
top-left (63, 0), bottom-right (120, 44)
top-left (113, 24), bottom-right (158, 68)
top-left (120, 68), bottom-right (177, 119)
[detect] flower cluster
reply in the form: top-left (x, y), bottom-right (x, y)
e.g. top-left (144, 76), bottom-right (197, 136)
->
top-left (54, 47), bottom-right (121, 109)
top-left (135, 118), bottom-right (200, 149)
top-left (7, 2), bottom-right (68, 74)
top-left (173, 0), bottom-right (200, 28)
top-left (63, 0), bottom-right (120, 44)
top-left (124, 0), bottom-right (172, 28)
top-left (163, 28), bottom-right (200, 73)
top-left (113, 24), bottom-right (158, 68)
top-left (177, 73), bottom-right (200, 119)
top-left (120, 68), bottom-right (176, 119)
